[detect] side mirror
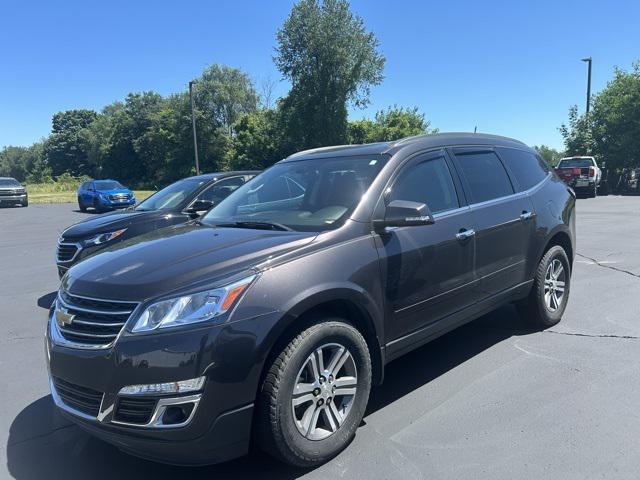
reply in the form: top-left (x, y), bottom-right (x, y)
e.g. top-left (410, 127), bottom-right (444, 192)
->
top-left (185, 199), bottom-right (214, 215)
top-left (373, 200), bottom-right (435, 233)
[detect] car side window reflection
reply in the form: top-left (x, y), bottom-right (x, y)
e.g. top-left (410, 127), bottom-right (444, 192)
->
top-left (389, 157), bottom-right (459, 214)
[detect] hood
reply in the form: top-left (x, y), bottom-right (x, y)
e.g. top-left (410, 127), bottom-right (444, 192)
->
top-left (94, 188), bottom-right (133, 195)
top-left (64, 224), bottom-right (316, 301)
top-left (62, 209), bottom-right (163, 239)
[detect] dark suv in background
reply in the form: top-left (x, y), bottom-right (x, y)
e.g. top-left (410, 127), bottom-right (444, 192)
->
top-left (0, 177), bottom-right (28, 207)
top-left (46, 133), bottom-right (575, 467)
top-left (56, 171), bottom-right (258, 277)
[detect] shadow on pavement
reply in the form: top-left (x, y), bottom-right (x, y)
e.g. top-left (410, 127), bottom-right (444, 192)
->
top-left (7, 305), bottom-right (536, 479)
top-left (37, 292), bottom-right (57, 310)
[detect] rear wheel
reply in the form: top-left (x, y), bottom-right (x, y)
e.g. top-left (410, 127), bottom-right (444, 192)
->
top-left (257, 319), bottom-right (371, 467)
top-left (517, 245), bottom-right (571, 328)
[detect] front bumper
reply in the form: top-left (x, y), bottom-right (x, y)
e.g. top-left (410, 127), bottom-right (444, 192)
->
top-left (0, 193), bottom-right (27, 203)
top-left (45, 308), bottom-right (280, 465)
top-left (98, 197), bottom-right (136, 209)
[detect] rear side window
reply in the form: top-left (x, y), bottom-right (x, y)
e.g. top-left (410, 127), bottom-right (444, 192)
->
top-left (389, 157), bottom-right (459, 214)
top-left (453, 150), bottom-right (514, 203)
top-left (497, 147), bottom-right (549, 191)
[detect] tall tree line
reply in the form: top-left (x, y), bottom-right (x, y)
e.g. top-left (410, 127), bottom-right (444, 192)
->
top-left (0, 0), bottom-right (434, 187)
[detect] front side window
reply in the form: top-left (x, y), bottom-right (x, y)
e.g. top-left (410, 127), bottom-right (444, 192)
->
top-left (198, 176), bottom-right (245, 203)
top-left (136, 178), bottom-right (207, 211)
top-left (203, 155), bottom-right (387, 231)
top-left (497, 147), bottom-right (549, 191)
top-left (454, 150), bottom-right (514, 203)
top-left (388, 156), bottom-right (459, 214)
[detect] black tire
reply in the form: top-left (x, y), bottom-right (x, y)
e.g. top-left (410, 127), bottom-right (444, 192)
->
top-left (93, 198), bottom-right (102, 213)
top-left (256, 319), bottom-right (372, 467)
top-left (592, 183), bottom-right (598, 198)
top-left (22, 199), bottom-right (28, 207)
top-left (78, 198), bottom-right (86, 212)
top-left (517, 245), bottom-right (571, 328)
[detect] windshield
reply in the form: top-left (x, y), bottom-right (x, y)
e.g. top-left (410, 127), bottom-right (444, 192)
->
top-left (0, 179), bottom-right (21, 187)
top-left (94, 180), bottom-right (124, 190)
top-left (136, 178), bottom-right (207, 211)
top-left (202, 155), bottom-right (387, 232)
top-left (557, 158), bottom-right (593, 168)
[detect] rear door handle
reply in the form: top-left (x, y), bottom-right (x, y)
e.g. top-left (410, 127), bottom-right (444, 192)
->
top-left (520, 211), bottom-right (534, 221)
top-left (456, 228), bottom-right (476, 241)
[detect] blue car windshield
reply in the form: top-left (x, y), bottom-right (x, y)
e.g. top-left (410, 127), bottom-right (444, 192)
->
top-left (202, 155), bottom-right (388, 232)
top-left (94, 180), bottom-right (124, 190)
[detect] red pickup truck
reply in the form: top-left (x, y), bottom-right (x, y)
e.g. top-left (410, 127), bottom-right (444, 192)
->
top-left (555, 156), bottom-right (602, 197)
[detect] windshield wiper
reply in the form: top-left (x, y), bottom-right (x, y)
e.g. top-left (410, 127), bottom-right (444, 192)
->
top-left (212, 221), bottom-right (293, 232)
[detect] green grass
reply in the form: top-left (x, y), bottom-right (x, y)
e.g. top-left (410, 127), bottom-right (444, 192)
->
top-left (29, 190), bottom-right (154, 204)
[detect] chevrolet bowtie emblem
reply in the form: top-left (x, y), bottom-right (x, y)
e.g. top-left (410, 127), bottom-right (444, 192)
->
top-left (55, 305), bottom-right (75, 327)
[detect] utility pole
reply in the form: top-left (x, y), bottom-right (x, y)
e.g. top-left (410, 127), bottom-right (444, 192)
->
top-left (189, 80), bottom-right (200, 175)
top-left (581, 57), bottom-right (592, 114)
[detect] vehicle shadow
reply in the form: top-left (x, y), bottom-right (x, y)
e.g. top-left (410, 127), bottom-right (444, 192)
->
top-left (6, 305), bottom-right (535, 480)
top-left (37, 292), bottom-right (57, 310)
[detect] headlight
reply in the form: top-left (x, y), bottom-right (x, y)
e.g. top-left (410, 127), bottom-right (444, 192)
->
top-left (131, 274), bottom-right (256, 333)
top-left (83, 228), bottom-right (127, 247)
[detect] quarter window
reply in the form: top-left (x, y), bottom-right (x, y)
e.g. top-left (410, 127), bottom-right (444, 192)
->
top-left (497, 147), bottom-right (549, 191)
top-left (454, 151), bottom-right (514, 203)
top-left (388, 157), bottom-right (459, 214)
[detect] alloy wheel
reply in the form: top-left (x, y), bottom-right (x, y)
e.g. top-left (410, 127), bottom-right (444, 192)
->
top-left (291, 343), bottom-right (357, 441)
top-left (544, 258), bottom-right (566, 311)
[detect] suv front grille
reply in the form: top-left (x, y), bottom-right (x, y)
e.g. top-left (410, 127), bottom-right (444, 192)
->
top-left (109, 194), bottom-right (130, 201)
top-left (56, 241), bottom-right (80, 262)
top-left (114, 397), bottom-right (158, 425)
top-left (57, 291), bottom-right (138, 346)
top-left (52, 377), bottom-right (103, 417)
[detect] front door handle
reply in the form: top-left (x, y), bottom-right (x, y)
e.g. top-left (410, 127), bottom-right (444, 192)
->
top-left (456, 228), bottom-right (476, 241)
top-left (520, 211), bottom-right (534, 221)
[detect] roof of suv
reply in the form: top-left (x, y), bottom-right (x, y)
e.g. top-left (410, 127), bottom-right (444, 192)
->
top-left (282, 132), bottom-right (529, 162)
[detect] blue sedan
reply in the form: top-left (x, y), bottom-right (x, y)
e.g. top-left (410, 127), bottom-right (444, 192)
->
top-left (77, 179), bottom-right (136, 213)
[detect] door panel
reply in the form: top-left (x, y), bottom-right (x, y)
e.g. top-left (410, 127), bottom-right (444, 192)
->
top-left (374, 150), bottom-right (477, 342)
top-left (469, 195), bottom-right (534, 297)
top-left (379, 208), bottom-right (477, 341)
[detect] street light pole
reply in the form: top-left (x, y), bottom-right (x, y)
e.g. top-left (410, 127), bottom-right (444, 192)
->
top-left (581, 57), bottom-right (592, 114)
top-left (189, 80), bottom-right (200, 175)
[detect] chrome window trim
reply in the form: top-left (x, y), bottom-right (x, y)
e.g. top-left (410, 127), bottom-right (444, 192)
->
top-left (466, 172), bottom-right (550, 210)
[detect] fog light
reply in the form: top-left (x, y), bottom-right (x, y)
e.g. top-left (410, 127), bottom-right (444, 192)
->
top-left (119, 376), bottom-right (205, 396)
top-left (162, 404), bottom-right (195, 425)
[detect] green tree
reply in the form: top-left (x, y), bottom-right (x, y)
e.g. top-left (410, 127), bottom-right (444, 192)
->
top-left (275, 0), bottom-right (385, 149)
top-left (534, 145), bottom-right (564, 167)
top-left (45, 109), bottom-right (97, 176)
top-left (196, 64), bottom-right (259, 135)
top-left (228, 109), bottom-right (284, 170)
top-left (348, 106), bottom-right (435, 144)
top-left (590, 62), bottom-right (640, 169)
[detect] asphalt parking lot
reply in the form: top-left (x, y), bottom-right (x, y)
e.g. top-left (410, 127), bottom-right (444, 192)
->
top-left (2, 196), bottom-right (640, 479)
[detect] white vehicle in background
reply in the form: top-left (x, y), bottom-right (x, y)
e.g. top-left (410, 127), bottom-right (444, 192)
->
top-left (555, 156), bottom-right (602, 197)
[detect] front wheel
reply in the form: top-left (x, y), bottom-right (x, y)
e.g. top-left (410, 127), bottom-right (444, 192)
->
top-left (518, 245), bottom-right (571, 328)
top-left (256, 319), bottom-right (371, 467)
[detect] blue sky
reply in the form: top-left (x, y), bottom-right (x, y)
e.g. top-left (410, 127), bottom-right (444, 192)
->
top-left (1, 0), bottom-right (639, 150)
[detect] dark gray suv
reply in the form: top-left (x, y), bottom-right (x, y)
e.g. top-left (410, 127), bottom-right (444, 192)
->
top-left (46, 133), bottom-right (575, 467)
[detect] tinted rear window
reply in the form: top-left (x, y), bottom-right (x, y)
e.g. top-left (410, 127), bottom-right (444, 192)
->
top-left (453, 150), bottom-right (514, 203)
top-left (557, 158), bottom-right (593, 168)
top-left (497, 147), bottom-right (549, 191)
